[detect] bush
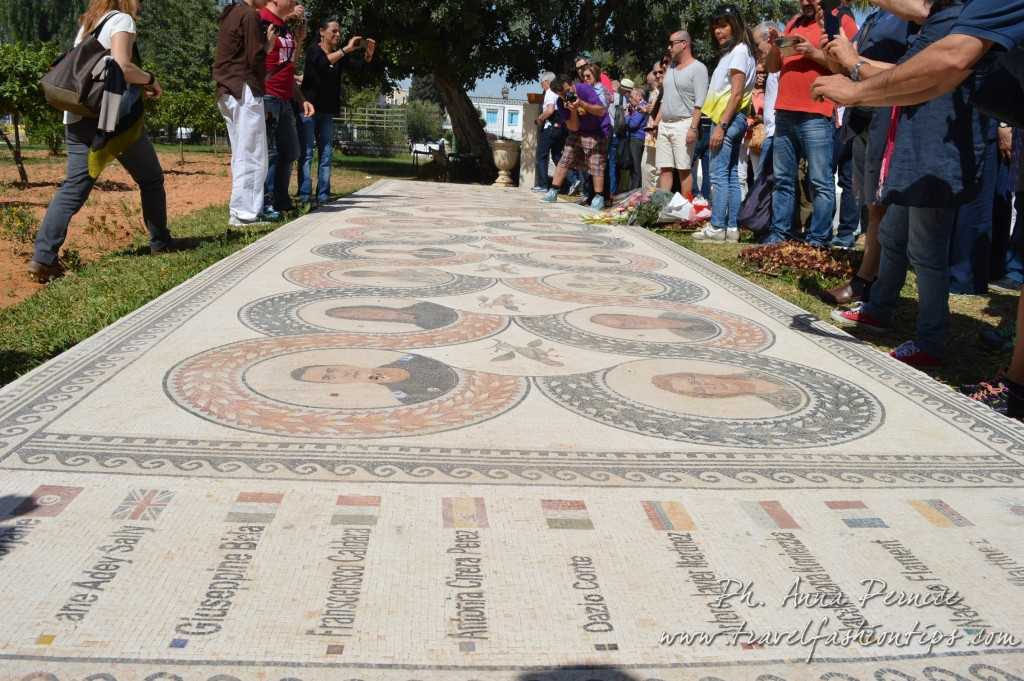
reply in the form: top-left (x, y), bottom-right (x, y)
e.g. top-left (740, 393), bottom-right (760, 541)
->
top-left (0, 205), bottom-right (36, 252)
top-left (26, 108), bottom-right (64, 155)
top-left (738, 242), bottom-right (856, 279)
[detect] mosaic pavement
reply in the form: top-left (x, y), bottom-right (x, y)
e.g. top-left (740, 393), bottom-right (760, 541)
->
top-left (2, 180), bottom-right (1024, 681)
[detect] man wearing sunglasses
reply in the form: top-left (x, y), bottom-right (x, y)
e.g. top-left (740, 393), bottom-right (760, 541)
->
top-left (653, 31), bottom-right (709, 198)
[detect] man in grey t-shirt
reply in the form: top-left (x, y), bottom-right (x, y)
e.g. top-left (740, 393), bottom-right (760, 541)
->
top-left (654, 30), bottom-right (709, 196)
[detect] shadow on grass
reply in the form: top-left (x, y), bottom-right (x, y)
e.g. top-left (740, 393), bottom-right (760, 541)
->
top-left (334, 156), bottom-right (416, 179)
top-left (94, 179), bottom-right (134, 192)
top-left (0, 349), bottom-right (73, 387)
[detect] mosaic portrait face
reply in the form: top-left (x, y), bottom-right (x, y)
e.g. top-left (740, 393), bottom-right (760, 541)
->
top-left (243, 349), bottom-right (459, 409)
top-left (603, 359), bottom-right (809, 419)
top-left (589, 312), bottom-right (719, 340)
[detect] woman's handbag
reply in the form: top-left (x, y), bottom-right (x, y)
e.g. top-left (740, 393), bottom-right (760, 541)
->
top-left (40, 13), bottom-right (119, 118)
top-left (748, 122), bottom-right (767, 154)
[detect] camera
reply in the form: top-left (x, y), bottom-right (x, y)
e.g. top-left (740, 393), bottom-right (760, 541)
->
top-left (564, 91), bottom-right (578, 104)
top-left (357, 38), bottom-right (369, 50)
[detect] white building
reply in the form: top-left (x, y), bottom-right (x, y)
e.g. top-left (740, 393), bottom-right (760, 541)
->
top-left (443, 95), bottom-right (526, 142)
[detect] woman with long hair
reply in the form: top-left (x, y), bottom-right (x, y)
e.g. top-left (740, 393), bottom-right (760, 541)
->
top-left (28, 0), bottom-right (177, 282)
top-left (694, 4), bottom-right (757, 242)
top-left (297, 18), bottom-right (376, 208)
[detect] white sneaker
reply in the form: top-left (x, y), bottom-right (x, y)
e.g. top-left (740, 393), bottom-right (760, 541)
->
top-left (692, 225), bottom-right (727, 242)
top-left (726, 228), bottom-right (740, 243)
top-left (229, 215), bottom-right (269, 227)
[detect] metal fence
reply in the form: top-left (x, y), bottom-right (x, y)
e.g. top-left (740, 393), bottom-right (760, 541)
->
top-left (334, 106), bottom-right (408, 156)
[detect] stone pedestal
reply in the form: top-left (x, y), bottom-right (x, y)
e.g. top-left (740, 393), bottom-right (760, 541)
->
top-left (492, 140), bottom-right (521, 188)
top-left (518, 100), bottom-right (542, 191)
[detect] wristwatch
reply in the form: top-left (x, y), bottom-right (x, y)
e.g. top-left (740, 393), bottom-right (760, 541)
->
top-left (850, 60), bottom-right (867, 82)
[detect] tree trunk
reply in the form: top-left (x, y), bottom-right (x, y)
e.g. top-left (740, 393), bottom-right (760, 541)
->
top-left (433, 72), bottom-right (497, 184)
top-left (1, 113), bottom-right (30, 186)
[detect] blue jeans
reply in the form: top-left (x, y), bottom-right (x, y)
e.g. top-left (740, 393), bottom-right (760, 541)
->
top-left (769, 111), bottom-right (836, 247)
top-left (757, 137), bottom-right (774, 177)
top-left (535, 125), bottom-right (565, 189)
top-left (34, 118), bottom-right (169, 266)
top-left (834, 127), bottom-right (860, 248)
top-left (691, 118), bottom-right (713, 198)
top-left (297, 112), bottom-right (335, 204)
top-left (709, 116), bottom-right (748, 229)
top-left (608, 134), bottom-right (621, 195)
top-left (863, 205), bottom-right (956, 358)
top-left (949, 127), bottom-right (998, 294)
top-left (264, 95), bottom-right (300, 211)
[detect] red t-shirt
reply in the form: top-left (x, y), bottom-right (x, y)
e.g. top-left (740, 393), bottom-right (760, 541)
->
top-left (775, 13), bottom-right (857, 117)
top-left (260, 8), bottom-right (297, 99)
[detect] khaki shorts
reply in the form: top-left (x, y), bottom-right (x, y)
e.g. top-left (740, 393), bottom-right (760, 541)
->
top-left (655, 117), bottom-right (695, 170)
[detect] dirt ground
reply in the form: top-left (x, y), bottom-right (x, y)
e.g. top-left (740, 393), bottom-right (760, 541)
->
top-left (0, 148), bottom-right (233, 308)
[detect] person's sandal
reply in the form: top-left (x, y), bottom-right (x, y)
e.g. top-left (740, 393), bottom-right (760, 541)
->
top-left (27, 260), bottom-right (65, 283)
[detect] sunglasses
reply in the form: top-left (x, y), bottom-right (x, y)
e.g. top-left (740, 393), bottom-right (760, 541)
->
top-left (668, 39), bottom-right (687, 46)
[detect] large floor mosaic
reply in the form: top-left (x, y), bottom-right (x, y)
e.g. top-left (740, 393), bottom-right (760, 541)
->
top-left (2, 180), bottom-right (1024, 681)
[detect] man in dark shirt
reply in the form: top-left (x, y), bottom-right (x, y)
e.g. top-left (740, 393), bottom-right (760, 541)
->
top-left (297, 18), bottom-right (376, 207)
top-left (214, 0), bottom-right (273, 226)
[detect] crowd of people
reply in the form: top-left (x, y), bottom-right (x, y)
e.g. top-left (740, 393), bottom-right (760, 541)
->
top-left (532, 0), bottom-right (1024, 419)
top-left (20, 0), bottom-right (1024, 420)
top-left (26, 0), bottom-right (377, 283)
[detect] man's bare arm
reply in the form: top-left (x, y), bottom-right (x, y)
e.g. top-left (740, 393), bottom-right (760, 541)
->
top-left (813, 33), bottom-right (991, 106)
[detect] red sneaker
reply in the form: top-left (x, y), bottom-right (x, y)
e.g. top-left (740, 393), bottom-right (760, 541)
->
top-left (830, 306), bottom-right (888, 332)
top-left (890, 341), bottom-right (942, 367)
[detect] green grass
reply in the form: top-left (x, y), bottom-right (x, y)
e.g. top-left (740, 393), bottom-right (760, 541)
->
top-left (653, 230), bottom-right (1019, 388)
top-left (0, 153), bottom-right (418, 387)
top-left (0, 206), bottom-right (280, 386)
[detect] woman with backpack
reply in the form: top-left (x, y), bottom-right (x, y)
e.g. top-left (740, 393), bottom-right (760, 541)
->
top-left (29, 0), bottom-right (177, 283)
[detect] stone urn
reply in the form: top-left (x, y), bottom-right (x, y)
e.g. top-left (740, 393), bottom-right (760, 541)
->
top-left (492, 140), bottom-right (521, 187)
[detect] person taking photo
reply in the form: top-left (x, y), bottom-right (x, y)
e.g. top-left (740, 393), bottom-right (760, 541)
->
top-left (297, 19), bottom-right (377, 209)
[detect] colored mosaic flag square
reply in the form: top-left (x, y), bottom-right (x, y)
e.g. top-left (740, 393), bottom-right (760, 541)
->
top-left (742, 500), bottom-right (800, 530)
top-left (332, 495), bottom-right (381, 526)
top-left (14, 485), bottom-right (83, 518)
top-left (642, 501), bottom-right (695, 531)
top-left (225, 492), bottom-right (283, 523)
top-left (442, 497), bottom-right (488, 529)
top-left (541, 499), bottom-right (593, 530)
top-left (111, 489), bottom-right (174, 521)
top-left (826, 500), bottom-right (887, 528)
top-left (910, 500), bottom-right (973, 528)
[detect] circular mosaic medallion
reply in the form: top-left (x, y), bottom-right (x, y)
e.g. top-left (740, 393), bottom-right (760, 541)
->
top-left (517, 304), bottom-right (774, 353)
top-left (282, 262), bottom-right (494, 292)
top-left (506, 272), bottom-right (709, 305)
top-left (499, 251), bottom-right (667, 273)
top-left (166, 342), bottom-right (528, 439)
top-left (329, 226), bottom-right (480, 245)
top-left (241, 292), bottom-right (507, 339)
top-left (535, 357), bottom-right (883, 448)
top-left (238, 284), bottom-right (499, 335)
top-left (312, 242), bottom-right (489, 267)
top-left (489, 233), bottom-right (633, 252)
